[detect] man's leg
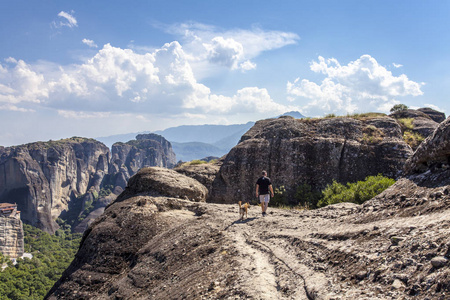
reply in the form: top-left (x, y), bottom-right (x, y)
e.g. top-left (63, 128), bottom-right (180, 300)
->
top-left (262, 195), bottom-right (269, 215)
top-left (259, 195), bottom-right (265, 215)
top-left (264, 199), bottom-right (269, 213)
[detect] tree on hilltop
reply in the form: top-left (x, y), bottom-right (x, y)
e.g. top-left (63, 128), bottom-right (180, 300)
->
top-left (390, 104), bottom-right (409, 113)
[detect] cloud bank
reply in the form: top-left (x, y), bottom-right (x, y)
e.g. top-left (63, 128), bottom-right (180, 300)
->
top-left (287, 55), bottom-right (424, 116)
top-left (0, 38), bottom-right (294, 120)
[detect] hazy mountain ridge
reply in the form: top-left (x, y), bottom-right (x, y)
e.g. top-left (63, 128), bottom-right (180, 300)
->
top-left (97, 122), bottom-right (255, 161)
top-left (96, 112), bottom-right (305, 161)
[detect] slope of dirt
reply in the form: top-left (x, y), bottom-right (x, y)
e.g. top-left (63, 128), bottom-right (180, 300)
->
top-left (46, 177), bottom-right (450, 300)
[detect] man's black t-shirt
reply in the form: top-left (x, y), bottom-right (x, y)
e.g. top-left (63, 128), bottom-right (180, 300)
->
top-left (256, 176), bottom-right (272, 195)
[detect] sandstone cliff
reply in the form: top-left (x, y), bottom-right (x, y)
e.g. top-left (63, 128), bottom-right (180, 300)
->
top-left (0, 138), bottom-right (110, 233)
top-left (211, 115), bottom-right (413, 204)
top-left (0, 216), bottom-right (24, 258)
top-left (110, 133), bottom-right (177, 189)
top-left (0, 133), bottom-right (178, 233)
top-left (45, 117), bottom-right (450, 299)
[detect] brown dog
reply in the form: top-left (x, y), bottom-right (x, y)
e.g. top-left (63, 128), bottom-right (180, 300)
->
top-left (238, 201), bottom-right (249, 220)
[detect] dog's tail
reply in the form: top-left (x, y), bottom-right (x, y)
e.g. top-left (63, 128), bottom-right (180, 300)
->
top-left (238, 200), bottom-right (242, 208)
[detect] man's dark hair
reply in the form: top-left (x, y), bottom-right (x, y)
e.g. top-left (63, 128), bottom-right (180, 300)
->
top-left (262, 170), bottom-right (267, 176)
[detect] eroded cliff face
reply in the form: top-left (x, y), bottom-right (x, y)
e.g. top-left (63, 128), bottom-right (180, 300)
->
top-left (211, 115), bottom-right (413, 204)
top-left (0, 138), bottom-right (110, 233)
top-left (110, 133), bottom-right (177, 189)
top-left (0, 217), bottom-right (24, 258)
top-left (46, 117), bottom-right (450, 300)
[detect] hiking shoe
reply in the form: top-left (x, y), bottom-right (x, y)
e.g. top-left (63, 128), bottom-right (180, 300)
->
top-left (262, 212), bottom-right (266, 216)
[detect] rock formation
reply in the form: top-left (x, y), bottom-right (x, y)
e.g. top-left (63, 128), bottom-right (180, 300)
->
top-left (116, 167), bottom-right (208, 203)
top-left (211, 115), bottom-right (413, 204)
top-left (417, 107), bottom-right (446, 123)
top-left (389, 108), bottom-right (445, 150)
top-left (0, 133), bottom-right (178, 234)
top-left (0, 138), bottom-right (110, 233)
top-left (110, 133), bottom-right (177, 189)
top-left (0, 203), bottom-right (24, 258)
top-left (45, 117), bottom-right (450, 299)
top-left (174, 160), bottom-right (222, 199)
top-left (404, 115), bottom-right (450, 176)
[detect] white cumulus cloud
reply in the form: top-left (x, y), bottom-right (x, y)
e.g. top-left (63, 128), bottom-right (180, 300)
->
top-left (52, 11), bottom-right (78, 28)
top-left (0, 42), bottom-right (295, 118)
top-left (82, 39), bottom-right (98, 48)
top-left (204, 36), bottom-right (244, 69)
top-left (0, 58), bottom-right (48, 108)
top-left (165, 22), bottom-right (299, 73)
top-left (287, 55), bottom-right (424, 116)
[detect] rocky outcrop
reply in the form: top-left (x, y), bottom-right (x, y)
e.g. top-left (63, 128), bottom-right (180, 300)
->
top-left (110, 133), bottom-right (177, 189)
top-left (389, 108), bottom-right (445, 151)
top-left (116, 167), bottom-right (208, 203)
top-left (174, 161), bottom-right (221, 199)
top-left (0, 133), bottom-right (179, 233)
top-left (417, 107), bottom-right (446, 123)
top-left (0, 138), bottom-right (110, 233)
top-left (211, 115), bottom-right (412, 204)
top-left (46, 116), bottom-right (450, 300)
top-left (404, 116), bottom-right (450, 175)
top-left (0, 215), bottom-right (24, 259)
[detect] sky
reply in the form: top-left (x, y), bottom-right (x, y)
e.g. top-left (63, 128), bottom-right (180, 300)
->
top-left (0, 1), bottom-right (449, 147)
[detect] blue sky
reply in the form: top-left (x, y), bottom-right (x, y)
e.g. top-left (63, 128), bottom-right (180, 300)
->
top-left (0, 1), bottom-right (449, 146)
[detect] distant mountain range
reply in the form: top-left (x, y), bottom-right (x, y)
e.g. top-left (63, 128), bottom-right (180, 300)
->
top-left (96, 111), bottom-right (306, 161)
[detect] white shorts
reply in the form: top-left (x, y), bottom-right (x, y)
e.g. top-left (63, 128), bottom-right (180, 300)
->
top-left (259, 194), bottom-right (270, 203)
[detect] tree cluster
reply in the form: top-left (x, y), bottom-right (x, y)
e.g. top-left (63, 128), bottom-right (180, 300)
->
top-left (0, 224), bottom-right (82, 300)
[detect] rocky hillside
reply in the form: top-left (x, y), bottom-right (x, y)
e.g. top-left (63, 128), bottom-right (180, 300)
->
top-left (46, 116), bottom-right (450, 299)
top-left (211, 114), bottom-right (413, 204)
top-left (0, 138), bottom-right (110, 233)
top-left (0, 134), bottom-right (177, 233)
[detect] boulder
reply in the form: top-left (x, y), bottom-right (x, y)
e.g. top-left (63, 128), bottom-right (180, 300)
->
top-left (430, 256), bottom-right (448, 268)
top-left (117, 167), bottom-right (208, 202)
top-left (404, 116), bottom-right (450, 175)
top-left (174, 161), bottom-right (221, 199)
top-left (417, 107), bottom-right (446, 123)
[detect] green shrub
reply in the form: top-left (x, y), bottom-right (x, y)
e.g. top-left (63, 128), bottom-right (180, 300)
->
top-left (317, 174), bottom-right (395, 207)
top-left (188, 159), bottom-right (207, 165)
top-left (397, 118), bottom-right (414, 130)
top-left (403, 131), bottom-right (424, 149)
top-left (270, 185), bottom-right (289, 207)
top-left (294, 183), bottom-right (321, 209)
top-left (390, 104), bottom-right (409, 113)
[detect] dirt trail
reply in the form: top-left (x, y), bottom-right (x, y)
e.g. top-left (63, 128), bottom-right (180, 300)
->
top-left (204, 204), bottom-right (339, 299)
top-left (201, 198), bottom-right (450, 300)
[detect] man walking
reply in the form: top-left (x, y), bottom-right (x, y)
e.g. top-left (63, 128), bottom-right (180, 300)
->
top-left (256, 170), bottom-right (274, 216)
